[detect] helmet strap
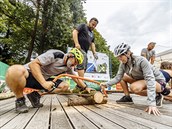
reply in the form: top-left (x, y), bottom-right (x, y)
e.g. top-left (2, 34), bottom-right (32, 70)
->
top-left (65, 54), bottom-right (75, 65)
top-left (124, 53), bottom-right (129, 59)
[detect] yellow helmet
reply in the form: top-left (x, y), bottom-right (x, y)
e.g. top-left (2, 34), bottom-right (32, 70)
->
top-left (69, 48), bottom-right (84, 64)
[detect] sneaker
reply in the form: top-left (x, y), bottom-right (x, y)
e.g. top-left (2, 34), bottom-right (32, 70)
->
top-left (116, 95), bottom-right (134, 104)
top-left (15, 97), bottom-right (29, 113)
top-left (156, 93), bottom-right (163, 107)
top-left (27, 91), bottom-right (43, 108)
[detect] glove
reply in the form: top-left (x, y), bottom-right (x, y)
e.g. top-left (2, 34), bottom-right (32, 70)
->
top-left (93, 53), bottom-right (98, 60)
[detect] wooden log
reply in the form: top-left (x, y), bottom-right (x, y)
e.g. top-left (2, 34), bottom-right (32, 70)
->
top-left (77, 91), bottom-right (103, 103)
top-left (67, 91), bottom-right (108, 106)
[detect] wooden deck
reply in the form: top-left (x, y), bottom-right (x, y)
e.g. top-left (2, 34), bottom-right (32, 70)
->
top-left (0, 93), bottom-right (172, 129)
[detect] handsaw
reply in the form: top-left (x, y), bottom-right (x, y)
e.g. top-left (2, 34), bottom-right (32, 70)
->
top-left (23, 74), bottom-right (107, 96)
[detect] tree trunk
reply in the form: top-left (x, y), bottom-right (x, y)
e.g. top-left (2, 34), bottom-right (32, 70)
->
top-left (67, 91), bottom-right (107, 106)
top-left (25, 0), bottom-right (40, 63)
top-left (40, 0), bottom-right (49, 53)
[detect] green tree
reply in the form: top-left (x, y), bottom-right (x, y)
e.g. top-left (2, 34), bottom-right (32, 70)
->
top-left (0, 0), bottom-right (35, 64)
top-left (0, 0), bottom-right (119, 76)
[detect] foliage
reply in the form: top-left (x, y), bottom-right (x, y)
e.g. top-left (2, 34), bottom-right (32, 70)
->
top-left (0, 0), bottom-right (36, 64)
top-left (0, 0), bottom-right (119, 76)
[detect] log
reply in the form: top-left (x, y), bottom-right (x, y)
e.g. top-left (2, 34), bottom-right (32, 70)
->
top-left (67, 91), bottom-right (108, 106)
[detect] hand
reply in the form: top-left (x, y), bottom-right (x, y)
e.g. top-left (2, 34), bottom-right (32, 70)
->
top-left (100, 82), bottom-right (107, 87)
top-left (41, 81), bottom-right (55, 91)
top-left (85, 87), bottom-right (94, 93)
top-left (93, 53), bottom-right (98, 60)
top-left (75, 44), bottom-right (81, 50)
top-left (145, 106), bottom-right (161, 116)
top-left (100, 83), bottom-right (107, 95)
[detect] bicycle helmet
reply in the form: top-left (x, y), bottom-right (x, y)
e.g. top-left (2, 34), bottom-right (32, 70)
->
top-left (114, 43), bottom-right (131, 57)
top-left (69, 48), bottom-right (84, 64)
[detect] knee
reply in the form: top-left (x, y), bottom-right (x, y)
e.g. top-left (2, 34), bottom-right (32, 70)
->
top-left (122, 76), bottom-right (128, 82)
top-left (130, 86), bottom-right (142, 94)
top-left (5, 65), bottom-right (27, 88)
top-left (6, 65), bottom-right (27, 78)
top-left (61, 83), bottom-right (69, 91)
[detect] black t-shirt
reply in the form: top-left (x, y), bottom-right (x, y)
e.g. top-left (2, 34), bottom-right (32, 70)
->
top-left (76, 24), bottom-right (94, 53)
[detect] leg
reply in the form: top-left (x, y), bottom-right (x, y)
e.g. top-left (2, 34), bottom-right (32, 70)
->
top-left (52, 81), bottom-right (69, 93)
top-left (5, 65), bottom-right (29, 98)
top-left (130, 80), bottom-right (147, 96)
top-left (130, 80), bottom-right (164, 107)
top-left (5, 65), bottom-right (29, 113)
top-left (77, 69), bottom-right (85, 77)
top-left (76, 49), bottom-right (87, 78)
top-left (130, 80), bottom-right (163, 96)
top-left (116, 74), bottom-right (135, 104)
top-left (120, 73), bottom-right (136, 96)
top-left (74, 50), bottom-right (87, 89)
top-left (164, 92), bottom-right (172, 101)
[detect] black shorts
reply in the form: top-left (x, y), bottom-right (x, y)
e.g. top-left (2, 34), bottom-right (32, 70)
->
top-left (25, 71), bottom-right (63, 92)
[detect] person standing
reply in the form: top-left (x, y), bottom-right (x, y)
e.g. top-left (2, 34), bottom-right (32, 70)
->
top-left (141, 42), bottom-right (156, 64)
top-left (72, 17), bottom-right (99, 78)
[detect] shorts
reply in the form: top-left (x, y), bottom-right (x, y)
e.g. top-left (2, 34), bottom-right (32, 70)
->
top-left (25, 71), bottom-right (63, 92)
top-left (76, 49), bottom-right (88, 70)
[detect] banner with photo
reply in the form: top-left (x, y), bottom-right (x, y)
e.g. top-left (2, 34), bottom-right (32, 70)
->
top-left (68, 47), bottom-right (110, 81)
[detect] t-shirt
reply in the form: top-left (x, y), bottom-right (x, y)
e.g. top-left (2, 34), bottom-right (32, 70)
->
top-left (24, 49), bottom-right (74, 80)
top-left (141, 48), bottom-right (155, 61)
top-left (76, 24), bottom-right (94, 53)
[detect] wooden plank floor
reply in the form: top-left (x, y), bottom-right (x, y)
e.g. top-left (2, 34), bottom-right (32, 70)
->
top-left (0, 93), bottom-right (172, 129)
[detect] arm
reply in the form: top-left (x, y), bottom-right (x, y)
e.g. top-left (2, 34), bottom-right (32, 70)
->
top-left (29, 59), bottom-right (46, 85)
top-left (90, 43), bottom-right (96, 55)
top-left (91, 43), bottom-right (98, 60)
top-left (150, 56), bottom-right (155, 65)
top-left (140, 58), bottom-right (161, 116)
top-left (29, 59), bottom-right (54, 90)
top-left (72, 29), bottom-right (81, 50)
top-left (150, 50), bottom-right (156, 64)
top-left (141, 49), bottom-right (147, 58)
top-left (100, 64), bottom-right (124, 93)
top-left (140, 58), bottom-right (156, 106)
top-left (68, 69), bottom-right (93, 92)
top-left (106, 64), bottom-right (125, 87)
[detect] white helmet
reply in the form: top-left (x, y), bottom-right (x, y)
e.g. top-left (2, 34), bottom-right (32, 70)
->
top-left (114, 43), bottom-right (131, 57)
